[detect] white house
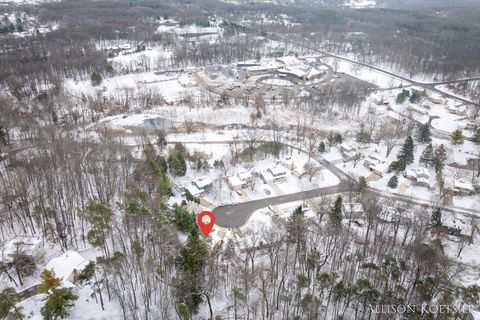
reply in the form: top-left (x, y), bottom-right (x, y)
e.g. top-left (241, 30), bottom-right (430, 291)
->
top-left (364, 155), bottom-right (388, 176)
top-left (45, 251), bottom-right (89, 285)
top-left (453, 180), bottom-right (475, 195)
top-left (192, 176), bottom-right (213, 190)
top-left (260, 171), bottom-right (276, 184)
top-left (404, 167), bottom-right (431, 187)
top-left (228, 175), bottom-right (246, 190)
top-left (237, 170), bottom-right (253, 183)
top-left (1, 237), bottom-right (44, 263)
top-left (268, 166), bottom-right (287, 179)
top-left (339, 143), bottom-right (360, 161)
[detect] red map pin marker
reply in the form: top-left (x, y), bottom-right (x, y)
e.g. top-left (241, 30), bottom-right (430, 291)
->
top-left (197, 211), bottom-right (215, 237)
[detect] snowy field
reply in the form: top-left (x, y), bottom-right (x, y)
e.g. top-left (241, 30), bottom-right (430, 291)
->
top-left (323, 57), bottom-right (406, 88)
top-left (64, 72), bottom-right (198, 104)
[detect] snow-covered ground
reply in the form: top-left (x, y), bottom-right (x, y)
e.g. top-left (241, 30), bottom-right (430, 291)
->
top-left (64, 72), bottom-right (198, 104)
top-left (323, 57), bottom-right (406, 88)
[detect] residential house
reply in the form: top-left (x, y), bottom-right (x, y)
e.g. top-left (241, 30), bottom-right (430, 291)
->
top-left (228, 176), bottom-right (246, 190)
top-left (453, 180), bottom-right (475, 196)
top-left (45, 251), bottom-right (89, 285)
top-left (1, 237), bottom-right (45, 263)
top-left (364, 155), bottom-right (388, 176)
top-left (186, 176), bottom-right (213, 196)
top-left (339, 143), bottom-right (360, 161)
top-left (260, 166), bottom-right (287, 184)
top-left (404, 168), bottom-right (431, 188)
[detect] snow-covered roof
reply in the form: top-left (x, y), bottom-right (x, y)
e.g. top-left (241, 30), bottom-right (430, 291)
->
top-left (268, 166), bottom-right (287, 176)
top-left (260, 171), bottom-right (275, 183)
top-left (443, 217), bottom-right (472, 235)
top-left (454, 180), bottom-right (474, 191)
top-left (415, 168), bottom-right (430, 178)
top-left (167, 196), bottom-right (183, 207)
top-left (192, 176), bottom-right (213, 189)
top-left (371, 162), bottom-right (389, 174)
top-left (339, 143), bottom-right (356, 152)
top-left (276, 56), bottom-right (302, 66)
top-left (45, 251), bottom-right (89, 282)
top-left (186, 184), bottom-right (204, 196)
top-left (278, 67), bottom-right (307, 78)
top-left (237, 171), bottom-right (252, 181)
top-left (416, 177), bottom-right (430, 186)
top-left (2, 237), bottom-right (42, 262)
top-left (228, 176), bottom-right (244, 188)
top-left (246, 66), bottom-right (272, 72)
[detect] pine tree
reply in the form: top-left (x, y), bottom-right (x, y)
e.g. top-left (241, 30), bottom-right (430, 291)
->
top-left (173, 206), bottom-right (196, 233)
top-left (397, 136), bottom-right (415, 164)
top-left (416, 123), bottom-right (431, 144)
top-left (419, 143), bottom-right (434, 167)
top-left (40, 287), bottom-right (78, 320)
top-left (0, 288), bottom-right (23, 319)
top-left (287, 206), bottom-right (306, 244)
top-left (159, 172), bottom-right (171, 198)
top-left (176, 153), bottom-right (187, 176)
top-left (334, 133), bottom-right (343, 144)
top-left (329, 196), bottom-right (343, 227)
top-left (175, 229), bottom-right (209, 314)
top-left (396, 89), bottom-right (410, 104)
top-left (387, 175), bottom-right (398, 188)
top-left (90, 71), bottom-right (103, 87)
top-left (318, 141), bottom-right (326, 153)
top-left (430, 208), bottom-right (442, 228)
top-left (388, 160), bottom-right (406, 173)
top-left (451, 129), bottom-right (464, 145)
top-left (433, 144), bottom-right (448, 173)
top-left (357, 176), bottom-right (368, 192)
top-left (38, 269), bottom-right (62, 293)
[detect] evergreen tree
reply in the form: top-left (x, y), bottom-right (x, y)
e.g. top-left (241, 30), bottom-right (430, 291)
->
top-left (416, 123), bottom-right (431, 144)
top-left (318, 141), bottom-right (326, 153)
top-left (388, 160), bottom-right (406, 173)
top-left (334, 133), bottom-right (343, 144)
top-left (397, 136), bottom-right (414, 164)
top-left (176, 153), bottom-right (187, 176)
top-left (173, 206), bottom-right (196, 233)
top-left (329, 196), bottom-right (343, 227)
top-left (38, 269), bottom-right (62, 293)
top-left (450, 129), bottom-right (464, 145)
top-left (356, 128), bottom-right (371, 143)
top-left (357, 176), bottom-right (368, 192)
top-left (156, 155), bottom-right (168, 173)
top-left (409, 90), bottom-right (420, 103)
top-left (0, 288), bottom-right (23, 320)
top-left (396, 89), bottom-right (410, 104)
top-left (387, 175), bottom-right (398, 188)
top-left (419, 143), bottom-right (434, 167)
top-left (90, 72), bottom-right (103, 87)
top-left (159, 172), bottom-right (171, 198)
top-left (287, 206), bottom-right (305, 244)
top-left (430, 208), bottom-right (442, 228)
top-left (175, 230), bottom-right (209, 314)
top-left (40, 287), bottom-right (78, 320)
top-left (433, 144), bottom-right (448, 173)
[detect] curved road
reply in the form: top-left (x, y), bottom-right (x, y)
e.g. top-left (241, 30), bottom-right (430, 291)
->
top-left (274, 35), bottom-right (480, 108)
